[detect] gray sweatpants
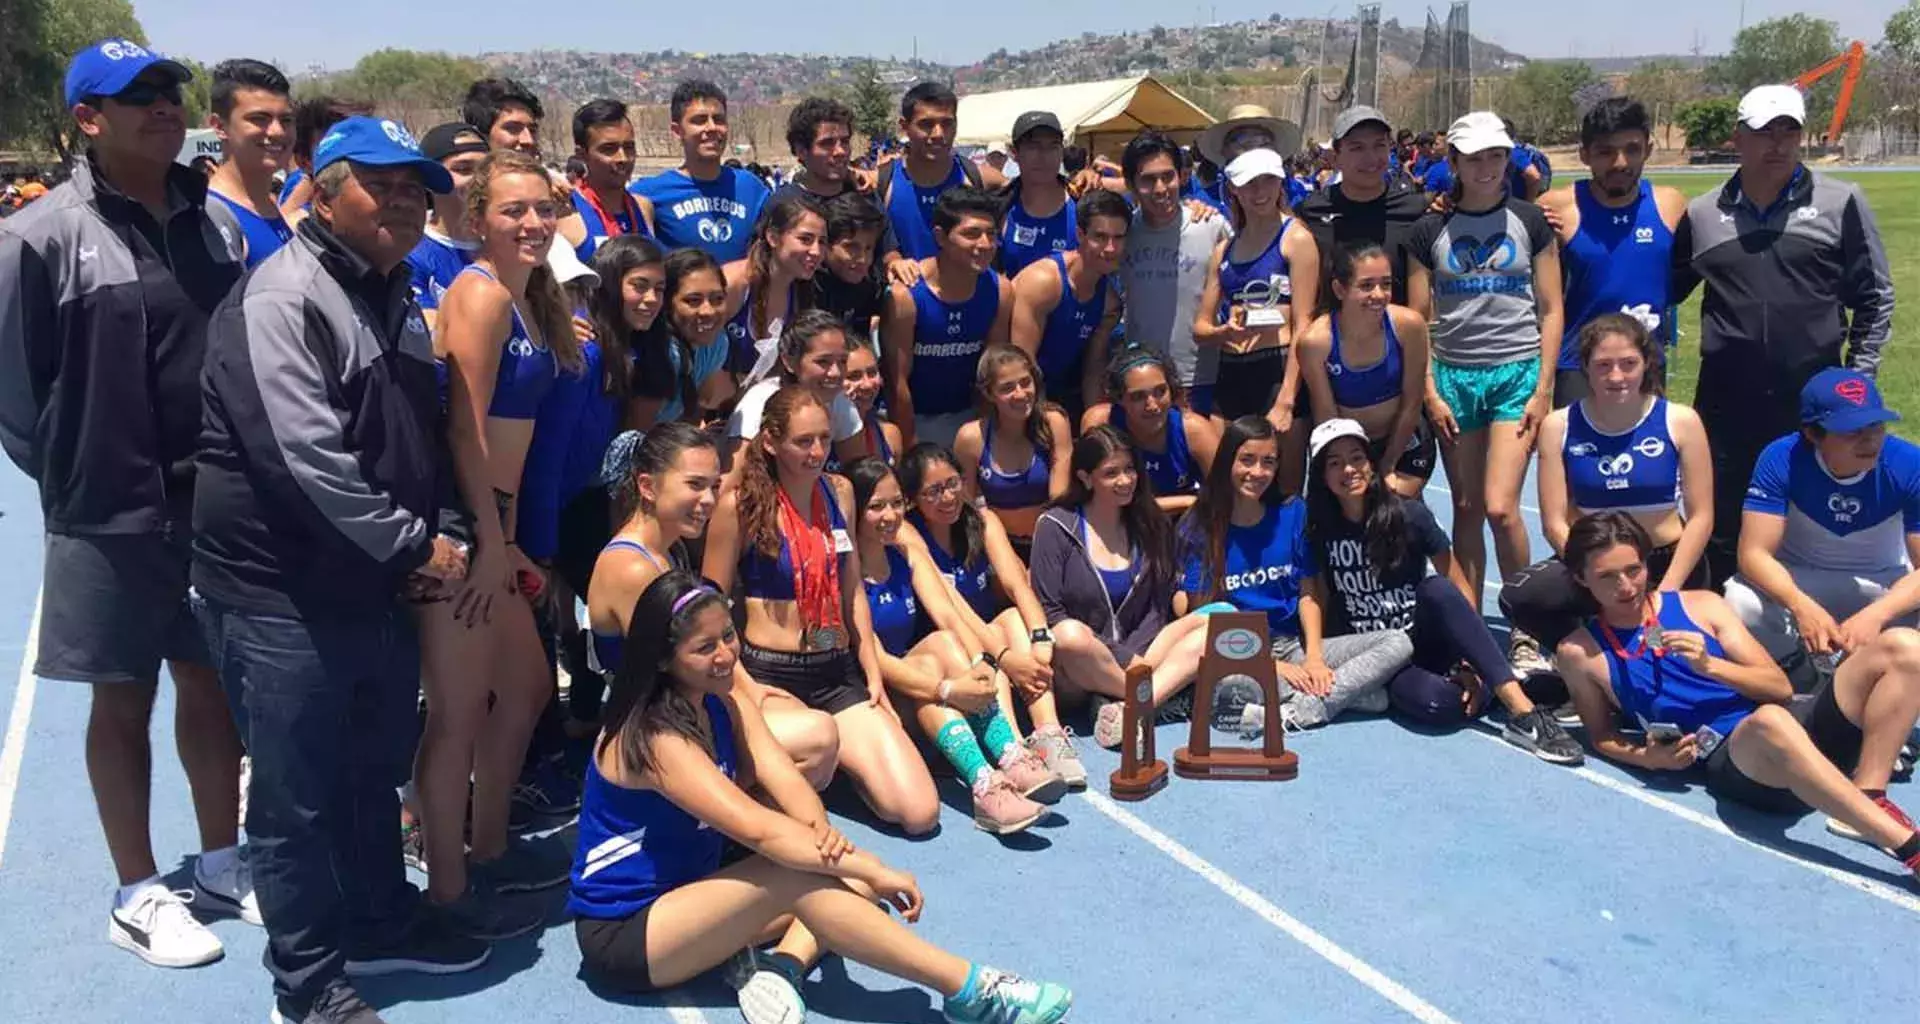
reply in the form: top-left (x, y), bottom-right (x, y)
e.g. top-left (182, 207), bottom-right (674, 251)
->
top-left (1272, 630), bottom-right (1415, 728)
top-left (1723, 563), bottom-right (1912, 659)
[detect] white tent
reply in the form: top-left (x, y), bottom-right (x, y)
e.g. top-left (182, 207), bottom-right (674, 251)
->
top-left (954, 75), bottom-right (1216, 159)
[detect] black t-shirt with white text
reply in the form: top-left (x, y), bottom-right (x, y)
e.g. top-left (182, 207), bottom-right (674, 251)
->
top-left (1315, 498), bottom-right (1450, 635)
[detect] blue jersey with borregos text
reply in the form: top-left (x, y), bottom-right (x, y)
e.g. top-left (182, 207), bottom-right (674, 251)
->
top-left (1743, 433), bottom-right (1920, 573)
top-left (907, 270), bottom-right (1000, 416)
top-left (631, 167), bottom-right (768, 264)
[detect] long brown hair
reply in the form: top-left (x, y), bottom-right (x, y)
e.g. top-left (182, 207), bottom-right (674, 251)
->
top-left (1182, 416), bottom-right (1280, 600)
top-left (1576, 312), bottom-right (1664, 396)
top-left (737, 385), bottom-right (830, 558)
top-left (745, 192), bottom-right (827, 338)
top-left (974, 343), bottom-right (1054, 454)
top-left (1061, 426), bottom-right (1174, 591)
top-left (466, 149), bottom-right (582, 373)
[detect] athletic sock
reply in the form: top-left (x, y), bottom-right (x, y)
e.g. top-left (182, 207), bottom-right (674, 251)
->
top-left (1892, 831), bottom-right (1920, 863)
top-left (767, 950), bottom-right (807, 982)
top-left (196, 844), bottom-right (240, 880)
top-left (952, 962), bottom-right (983, 1003)
top-left (935, 718), bottom-right (993, 787)
top-left (115, 874), bottom-right (164, 908)
top-left (970, 706), bottom-right (1021, 763)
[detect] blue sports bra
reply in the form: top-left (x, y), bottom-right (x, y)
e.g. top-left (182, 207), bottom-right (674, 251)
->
top-left (1081, 512), bottom-right (1138, 609)
top-left (459, 265), bottom-right (557, 420)
top-left (738, 478), bottom-right (850, 601)
top-left (909, 512), bottom-right (1000, 619)
top-left (1327, 311), bottom-right (1405, 409)
top-left (1564, 397), bottom-right (1680, 516)
top-left (590, 539), bottom-right (674, 675)
top-left (862, 545), bottom-right (921, 658)
top-left (1111, 404), bottom-right (1197, 498)
top-left (977, 419), bottom-right (1051, 510)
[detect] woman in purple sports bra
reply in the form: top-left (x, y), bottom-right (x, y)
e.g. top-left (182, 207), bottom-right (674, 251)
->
top-left (953, 345), bottom-right (1072, 552)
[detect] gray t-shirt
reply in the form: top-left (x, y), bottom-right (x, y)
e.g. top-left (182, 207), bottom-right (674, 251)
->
top-left (1405, 196), bottom-right (1553, 367)
top-left (1120, 206), bottom-right (1232, 387)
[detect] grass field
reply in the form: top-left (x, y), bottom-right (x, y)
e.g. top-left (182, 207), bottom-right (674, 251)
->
top-left (1645, 170), bottom-right (1920, 433)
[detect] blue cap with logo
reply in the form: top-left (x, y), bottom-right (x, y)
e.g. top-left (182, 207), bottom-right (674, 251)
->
top-left (65, 38), bottom-right (192, 108)
top-left (1801, 367), bottom-right (1902, 433)
top-left (312, 116), bottom-right (454, 194)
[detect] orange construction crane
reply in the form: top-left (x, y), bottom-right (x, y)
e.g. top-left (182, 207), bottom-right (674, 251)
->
top-left (1792, 40), bottom-right (1867, 143)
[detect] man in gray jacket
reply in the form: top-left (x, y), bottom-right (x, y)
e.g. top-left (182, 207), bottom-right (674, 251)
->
top-left (1671, 84), bottom-right (1896, 585)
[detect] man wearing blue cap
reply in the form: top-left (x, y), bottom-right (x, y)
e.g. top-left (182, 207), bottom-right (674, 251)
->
top-left (0, 38), bottom-right (251, 970)
top-left (1728, 368), bottom-right (1920, 667)
top-left (194, 116), bottom-right (486, 1023)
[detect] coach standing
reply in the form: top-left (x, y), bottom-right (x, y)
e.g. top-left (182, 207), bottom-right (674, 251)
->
top-left (1672, 84), bottom-right (1895, 586)
top-left (193, 117), bottom-right (486, 1024)
top-left (0, 39), bottom-right (252, 969)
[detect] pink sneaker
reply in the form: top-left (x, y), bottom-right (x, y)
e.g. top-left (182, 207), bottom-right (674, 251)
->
top-left (997, 745), bottom-right (1067, 805)
top-left (971, 773), bottom-right (1044, 835)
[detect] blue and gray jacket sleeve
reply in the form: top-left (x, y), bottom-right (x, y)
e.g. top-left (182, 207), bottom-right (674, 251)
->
top-left (0, 231), bottom-right (57, 479)
top-left (216, 291), bottom-right (434, 573)
top-left (1839, 187), bottom-right (1894, 376)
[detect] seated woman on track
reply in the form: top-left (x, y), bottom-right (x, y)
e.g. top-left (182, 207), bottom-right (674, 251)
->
top-left (847, 458), bottom-right (1065, 832)
top-left (1555, 512), bottom-right (1920, 873)
top-left (954, 345), bottom-right (1073, 553)
top-left (1294, 241), bottom-right (1434, 500)
top-left (588, 423), bottom-right (839, 789)
top-left (705, 387), bottom-right (942, 834)
top-left (1178, 416), bottom-right (1413, 731)
top-left (569, 570), bottom-right (1075, 1022)
top-left (1499, 313), bottom-right (1713, 682)
top-left (896, 444), bottom-right (1085, 788)
top-left (1031, 427), bottom-right (1211, 749)
top-left (725, 309), bottom-right (868, 475)
top-left (1080, 350), bottom-right (1219, 515)
top-left (1304, 419), bottom-right (1583, 764)
top-left (836, 339), bottom-right (902, 469)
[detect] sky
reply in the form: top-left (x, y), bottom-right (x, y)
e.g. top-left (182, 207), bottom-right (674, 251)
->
top-left (133, 0), bottom-right (1906, 73)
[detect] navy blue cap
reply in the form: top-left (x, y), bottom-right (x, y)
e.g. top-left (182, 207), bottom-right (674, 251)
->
top-left (1801, 367), bottom-right (1902, 433)
top-left (65, 38), bottom-right (192, 108)
top-left (312, 117), bottom-right (454, 194)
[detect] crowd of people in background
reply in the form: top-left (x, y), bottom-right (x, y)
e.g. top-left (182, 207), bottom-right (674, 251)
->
top-left (2, 34), bottom-right (1917, 1024)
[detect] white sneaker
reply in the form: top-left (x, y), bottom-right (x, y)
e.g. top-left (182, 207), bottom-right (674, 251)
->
top-left (110, 884), bottom-right (224, 968)
top-left (195, 848), bottom-right (263, 926)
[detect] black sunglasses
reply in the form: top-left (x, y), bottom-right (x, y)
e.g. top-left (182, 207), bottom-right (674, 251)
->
top-left (95, 80), bottom-right (184, 108)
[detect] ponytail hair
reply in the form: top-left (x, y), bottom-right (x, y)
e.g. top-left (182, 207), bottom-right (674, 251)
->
top-left (466, 150), bottom-right (582, 373)
top-left (746, 191), bottom-right (828, 337)
top-left (611, 420), bottom-right (717, 526)
top-left (737, 386), bottom-right (830, 559)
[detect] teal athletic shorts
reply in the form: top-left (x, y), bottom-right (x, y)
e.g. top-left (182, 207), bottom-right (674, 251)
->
top-left (1432, 357), bottom-right (1540, 434)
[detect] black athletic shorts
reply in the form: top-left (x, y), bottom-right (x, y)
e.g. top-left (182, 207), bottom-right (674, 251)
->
top-left (1704, 674), bottom-right (1864, 814)
top-left (1366, 422), bottom-right (1437, 480)
top-left (1212, 346), bottom-right (1291, 423)
top-left (38, 530), bottom-right (207, 682)
top-left (741, 642), bottom-right (867, 714)
top-left (576, 908), bottom-right (659, 992)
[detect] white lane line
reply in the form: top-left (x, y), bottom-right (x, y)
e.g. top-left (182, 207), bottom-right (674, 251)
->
top-left (1424, 479), bottom-right (1542, 517)
top-left (664, 993), bottom-right (711, 1023)
top-left (1080, 789), bottom-right (1463, 1024)
top-left (0, 590), bottom-right (44, 871)
top-left (1469, 731), bottom-right (1920, 915)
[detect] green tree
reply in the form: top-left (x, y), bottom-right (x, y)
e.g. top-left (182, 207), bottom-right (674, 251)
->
top-left (848, 60), bottom-right (894, 145)
top-left (335, 48), bottom-right (486, 120)
top-left (1889, 0), bottom-right (1920, 61)
top-left (2, 0), bottom-right (147, 157)
top-left (1677, 98), bottom-right (1739, 149)
top-left (1494, 60), bottom-right (1600, 144)
top-left (1866, 1), bottom-right (1920, 132)
top-left (1707, 15), bottom-right (1843, 125)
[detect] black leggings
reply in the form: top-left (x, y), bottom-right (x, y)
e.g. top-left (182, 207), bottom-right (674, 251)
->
top-left (1386, 576), bottom-right (1517, 726)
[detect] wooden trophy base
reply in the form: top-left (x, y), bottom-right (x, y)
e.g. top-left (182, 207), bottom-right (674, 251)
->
top-left (1172, 745), bottom-right (1299, 781)
top-left (1109, 759), bottom-right (1169, 801)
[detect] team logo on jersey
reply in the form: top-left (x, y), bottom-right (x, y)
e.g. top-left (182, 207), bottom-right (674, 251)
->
top-left (1568, 441), bottom-right (1598, 457)
top-left (1612, 213), bottom-right (1632, 226)
top-left (1012, 224), bottom-right (1041, 247)
top-left (1634, 226), bottom-right (1654, 243)
top-left (1834, 378), bottom-right (1870, 406)
top-left (1620, 303), bottom-right (1662, 333)
top-left (507, 333), bottom-right (538, 357)
top-left (1829, 493), bottom-right (1863, 522)
top-left (1444, 233), bottom-right (1519, 274)
top-left (1598, 453), bottom-right (1634, 488)
top-left (1328, 361), bottom-right (1344, 376)
top-left (1795, 205), bottom-right (1820, 222)
top-left (697, 217), bottom-right (733, 244)
top-left (1634, 436), bottom-right (1667, 459)
top-left (946, 309), bottom-right (965, 337)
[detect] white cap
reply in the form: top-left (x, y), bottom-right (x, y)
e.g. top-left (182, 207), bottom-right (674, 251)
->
top-left (985, 141), bottom-right (1009, 157)
top-left (1738, 84), bottom-right (1806, 130)
top-left (546, 235), bottom-right (599, 287)
top-left (1447, 111), bottom-right (1513, 155)
top-left (1309, 418), bottom-right (1370, 461)
top-left (1224, 147), bottom-right (1287, 187)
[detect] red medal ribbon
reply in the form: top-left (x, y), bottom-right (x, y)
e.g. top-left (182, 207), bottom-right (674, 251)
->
top-left (576, 185), bottom-right (643, 239)
top-left (1596, 597), bottom-right (1663, 660)
top-left (776, 481), bottom-right (844, 642)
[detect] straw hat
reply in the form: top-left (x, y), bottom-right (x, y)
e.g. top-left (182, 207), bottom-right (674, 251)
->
top-left (1198, 104), bottom-right (1302, 165)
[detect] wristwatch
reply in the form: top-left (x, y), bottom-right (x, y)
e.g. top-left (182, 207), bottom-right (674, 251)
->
top-left (1030, 627), bottom-right (1054, 644)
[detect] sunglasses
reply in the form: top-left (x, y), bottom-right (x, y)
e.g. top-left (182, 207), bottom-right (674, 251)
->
top-left (95, 80), bottom-right (184, 108)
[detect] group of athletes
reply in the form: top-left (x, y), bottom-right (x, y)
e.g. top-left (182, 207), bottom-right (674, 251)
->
top-left (3, 34), bottom-right (1919, 1024)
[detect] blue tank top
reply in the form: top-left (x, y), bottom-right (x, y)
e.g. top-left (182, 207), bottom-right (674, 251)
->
top-left (457, 266), bottom-right (557, 420)
top-left (1560, 180), bottom-right (1674, 368)
top-left (276, 168), bottom-right (305, 208)
top-left (1564, 398), bottom-right (1680, 516)
top-left (1000, 189), bottom-right (1076, 277)
top-left (885, 158), bottom-right (966, 260)
top-left (1111, 405), bottom-right (1197, 498)
top-left (1326, 312), bottom-right (1405, 409)
top-left (1036, 252), bottom-right (1107, 390)
top-left (909, 512), bottom-right (1000, 619)
top-left (977, 419), bottom-right (1051, 510)
top-left (1590, 594), bottom-right (1753, 739)
top-left (1081, 512), bottom-right (1138, 609)
top-left (589, 539), bottom-right (673, 675)
top-left (570, 187), bottom-right (651, 263)
top-left (1214, 219), bottom-right (1293, 325)
top-left (567, 693), bottom-right (738, 919)
top-left (824, 417), bottom-right (894, 475)
top-left (908, 271), bottom-right (1000, 416)
top-left (209, 191), bottom-right (293, 268)
top-left (738, 478), bottom-right (851, 600)
top-left (863, 545), bottom-right (921, 658)
top-left (723, 282), bottom-right (796, 374)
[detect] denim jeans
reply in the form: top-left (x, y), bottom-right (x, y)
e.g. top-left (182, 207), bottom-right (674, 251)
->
top-left (195, 593), bottom-right (422, 1012)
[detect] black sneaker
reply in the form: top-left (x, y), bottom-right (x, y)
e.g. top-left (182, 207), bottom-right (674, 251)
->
top-left (1153, 689), bottom-right (1194, 726)
top-left (508, 758), bottom-right (581, 833)
top-left (470, 834), bottom-right (572, 895)
top-left (270, 982), bottom-right (388, 1024)
top-left (344, 903), bottom-right (493, 976)
top-left (1503, 709), bottom-right (1586, 766)
top-left (423, 881), bottom-right (547, 942)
